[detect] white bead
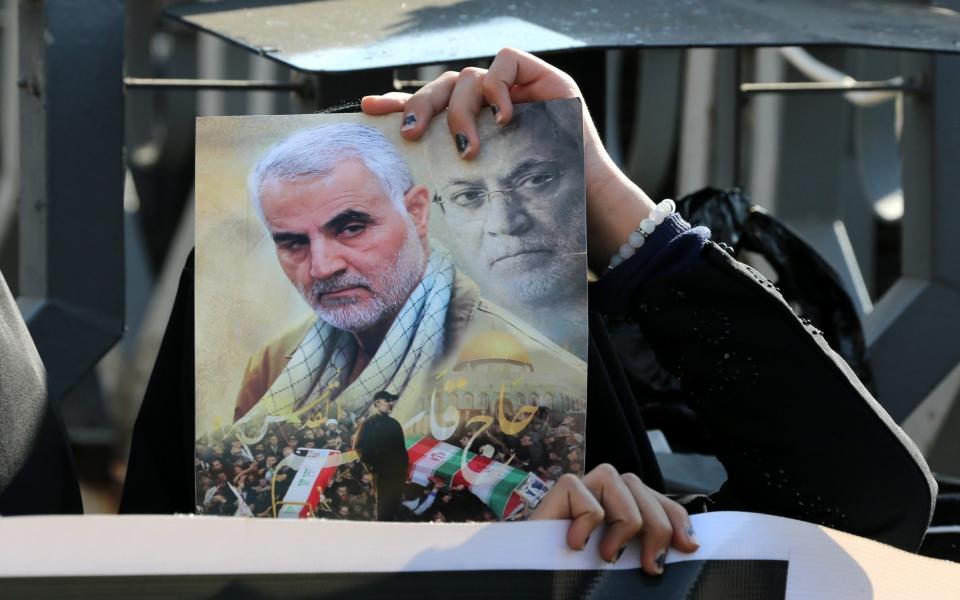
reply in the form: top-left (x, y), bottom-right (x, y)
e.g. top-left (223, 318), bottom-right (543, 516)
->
top-left (619, 243), bottom-right (636, 259)
top-left (609, 254), bottom-right (624, 268)
top-left (650, 207), bottom-right (665, 225)
top-left (628, 230), bottom-right (646, 247)
top-left (660, 199), bottom-right (676, 213)
top-left (639, 218), bottom-right (656, 234)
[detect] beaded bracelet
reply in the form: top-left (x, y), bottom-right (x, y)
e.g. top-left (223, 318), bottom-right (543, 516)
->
top-left (607, 199), bottom-right (676, 271)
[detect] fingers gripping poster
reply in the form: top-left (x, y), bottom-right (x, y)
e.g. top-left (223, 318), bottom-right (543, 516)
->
top-left (194, 100), bottom-right (588, 522)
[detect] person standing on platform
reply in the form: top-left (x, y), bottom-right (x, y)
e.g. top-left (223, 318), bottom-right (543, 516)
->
top-left (354, 391), bottom-right (409, 520)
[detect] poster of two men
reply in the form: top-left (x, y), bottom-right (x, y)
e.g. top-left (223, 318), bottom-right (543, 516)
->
top-left (194, 100), bottom-right (589, 522)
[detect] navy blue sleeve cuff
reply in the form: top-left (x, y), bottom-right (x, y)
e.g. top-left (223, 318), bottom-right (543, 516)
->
top-left (589, 213), bottom-right (711, 316)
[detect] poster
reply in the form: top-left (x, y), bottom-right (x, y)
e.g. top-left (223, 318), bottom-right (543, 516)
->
top-left (193, 100), bottom-right (589, 521)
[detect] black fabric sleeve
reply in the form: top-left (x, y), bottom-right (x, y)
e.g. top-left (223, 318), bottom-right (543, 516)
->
top-left (585, 312), bottom-right (665, 492)
top-left (118, 251), bottom-right (196, 515)
top-left (609, 241), bottom-right (936, 551)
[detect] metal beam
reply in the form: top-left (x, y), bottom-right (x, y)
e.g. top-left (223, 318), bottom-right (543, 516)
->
top-left (17, 0), bottom-right (125, 402)
top-left (741, 76), bottom-right (923, 95)
top-left (124, 77), bottom-right (309, 94)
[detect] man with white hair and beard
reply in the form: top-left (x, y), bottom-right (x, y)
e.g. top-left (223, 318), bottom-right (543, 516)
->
top-left (231, 123), bottom-right (585, 429)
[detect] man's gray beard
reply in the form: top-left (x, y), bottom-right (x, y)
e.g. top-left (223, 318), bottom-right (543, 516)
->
top-left (298, 220), bottom-right (426, 332)
top-left (503, 253), bottom-right (583, 304)
top-left (481, 228), bottom-right (586, 306)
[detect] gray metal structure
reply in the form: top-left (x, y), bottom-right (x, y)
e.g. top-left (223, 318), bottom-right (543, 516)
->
top-left (166, 0), bottom-right (960, 72)
top-left (10, 0), bottom-right (960, 428)
top-left (162, 0), bottom-right (960, 425)
top-left (16, 0), bottom-right (125, 402)
top-left (870, 52), bottom-right (960, 422)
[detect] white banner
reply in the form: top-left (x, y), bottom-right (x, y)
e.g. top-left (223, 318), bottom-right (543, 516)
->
top-left (0, 512), bottom-right (957, 598)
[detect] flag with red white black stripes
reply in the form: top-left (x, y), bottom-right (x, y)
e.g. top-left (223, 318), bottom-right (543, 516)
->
top-left (405, 436), bottom-right (547, 519)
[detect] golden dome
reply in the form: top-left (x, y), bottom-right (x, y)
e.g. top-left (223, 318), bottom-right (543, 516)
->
top-left (456, 330), bottom-right (532, 369)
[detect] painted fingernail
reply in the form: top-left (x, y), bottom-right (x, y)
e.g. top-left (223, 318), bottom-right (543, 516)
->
top-left (655, 550), bottom-right (666, 574)
top-left (686, 525), bottom-right (699, 544)
top-left (455, 132), bottom-right (470, 156)
top-left (401, 113), bottom-right (417, 131)
top-left (613, 546), bottom-right (626, 563)
top-left (491, 103), bottom-right (502, 123)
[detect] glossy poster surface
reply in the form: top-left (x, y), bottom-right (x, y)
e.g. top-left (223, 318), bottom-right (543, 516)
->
top-left (194, 100), bottom-right (588, 521)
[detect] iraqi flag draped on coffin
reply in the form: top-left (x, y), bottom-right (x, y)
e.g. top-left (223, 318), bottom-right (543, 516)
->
top-left (406, 436), bottom-right (549, 519)
top-left (277, 448), bottom-right (340, 518)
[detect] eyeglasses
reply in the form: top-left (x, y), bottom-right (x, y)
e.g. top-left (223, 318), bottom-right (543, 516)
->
top-left (432, 166), bottom-right (566, 215)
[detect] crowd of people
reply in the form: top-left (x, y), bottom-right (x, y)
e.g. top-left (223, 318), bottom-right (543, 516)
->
top-left (458, 402), bottom-right (587, 481)
top-left (193, 395), bottom-right (587, 522)
top-left (194, 415), bottom-right (372, 518)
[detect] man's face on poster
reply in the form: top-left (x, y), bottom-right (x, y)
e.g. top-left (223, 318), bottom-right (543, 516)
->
top-left (432, 106), bottom-right (586, 303)
top-left (259, 158), bottom-right (430, 333)
top-left (374, 397), bottom-right (397, 415)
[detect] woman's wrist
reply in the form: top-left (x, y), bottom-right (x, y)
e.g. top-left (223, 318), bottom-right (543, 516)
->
top-left (585, 153), bottom-right (658, 272)
top-left (574, 98), bottom-right (659, 272)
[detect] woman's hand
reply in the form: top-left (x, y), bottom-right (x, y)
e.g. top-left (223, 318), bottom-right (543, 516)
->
top-left (362, 47), bottom-right (581, 160)
top-left (530, 463), bottom-right (700, 575)
top-left (361, 47), bottom-right (658, 272)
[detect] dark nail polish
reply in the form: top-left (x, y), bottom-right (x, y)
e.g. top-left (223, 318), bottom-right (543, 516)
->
top-left (686, 525), bottom-right (699, 543)
top-left (401, 113), bottom-right (417, 130)
top-left (615, 546), bottom-right (626, 563)
top-left (455, 132), bottom-right (470, 155)
top-left (491, 104), bottom-right (501, 123)
top-left (655, 550), bottom-right (666, 573)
